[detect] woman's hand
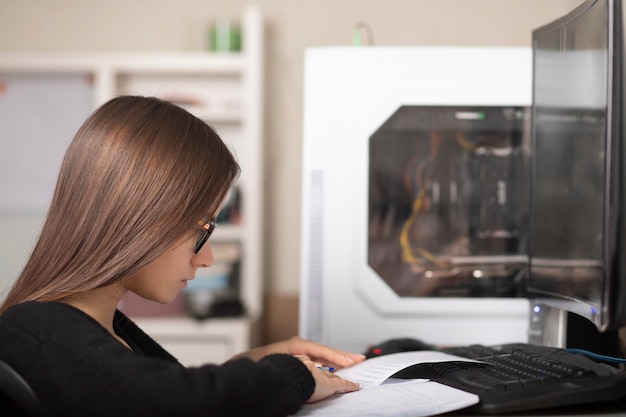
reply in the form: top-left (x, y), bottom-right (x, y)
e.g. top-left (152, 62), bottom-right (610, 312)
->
top-left (229, 336), bottom-right (366, 370)
top-left (229, 337), bottom-right (364, 403)
top-left (295, 355), bottom-right (361, 403)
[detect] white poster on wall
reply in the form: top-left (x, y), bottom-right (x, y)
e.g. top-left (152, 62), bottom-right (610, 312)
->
top-left (0, 73), bottom-right (93, 211)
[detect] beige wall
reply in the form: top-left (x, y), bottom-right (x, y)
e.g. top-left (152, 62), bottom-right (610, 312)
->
top-left (0, 0), bottom-right (582, 340)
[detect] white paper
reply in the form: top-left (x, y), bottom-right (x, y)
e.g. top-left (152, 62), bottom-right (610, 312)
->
top-left (294, 380), bottom-right (479, 417)
top-left (291, 351), bottom-right (480, 417)
top-left (334, 351), bottom-right (481, 386)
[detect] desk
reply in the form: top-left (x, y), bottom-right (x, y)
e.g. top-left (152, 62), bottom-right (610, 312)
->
top-left (448, 401), bottom-right (626, 416)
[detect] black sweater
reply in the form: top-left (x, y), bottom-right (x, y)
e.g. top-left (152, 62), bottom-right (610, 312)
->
top-left (0, 301), bottom-right (315, 417)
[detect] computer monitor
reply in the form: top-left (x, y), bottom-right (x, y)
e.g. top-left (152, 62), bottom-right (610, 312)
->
top-left (299, 47), bottom-right (533, 353)
top-left (527, 0), bottom-right (626, 351)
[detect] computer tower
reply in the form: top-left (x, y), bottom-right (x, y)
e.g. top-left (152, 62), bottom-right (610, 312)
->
top-left (300, 47), bottom-right (532, 352)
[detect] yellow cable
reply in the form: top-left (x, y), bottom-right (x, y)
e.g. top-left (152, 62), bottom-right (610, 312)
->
top-left (398, 132), bottom-right (453, 270)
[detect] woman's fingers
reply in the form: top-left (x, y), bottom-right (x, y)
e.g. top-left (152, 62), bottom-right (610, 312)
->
top-left (300, 358), bottom-right (361, 403)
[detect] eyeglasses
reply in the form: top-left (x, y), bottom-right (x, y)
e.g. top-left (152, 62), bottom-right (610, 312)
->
top-left (194, 221), bottom-right (217, 254)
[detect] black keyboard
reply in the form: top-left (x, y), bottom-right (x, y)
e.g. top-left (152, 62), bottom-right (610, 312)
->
top-left (392, 343), bottom-right (626, 414)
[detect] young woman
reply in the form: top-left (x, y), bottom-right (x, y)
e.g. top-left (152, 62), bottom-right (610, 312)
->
top-left (0, 95), bottom-right (363, 417)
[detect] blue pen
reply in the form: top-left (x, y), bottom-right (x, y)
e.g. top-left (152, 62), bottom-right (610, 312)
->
top-left (317, 366), bottom-right (335, 372)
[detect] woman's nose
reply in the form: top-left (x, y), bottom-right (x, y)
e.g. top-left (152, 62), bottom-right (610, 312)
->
top-left (193, 242), bottom-right (214, 268)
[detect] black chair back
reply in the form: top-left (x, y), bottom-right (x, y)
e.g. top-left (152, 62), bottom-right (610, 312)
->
top-left (0, 359), bottom-right (44, 417)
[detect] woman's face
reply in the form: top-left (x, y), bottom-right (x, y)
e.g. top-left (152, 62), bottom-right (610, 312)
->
top-left (123, 232), bottom-right (215, 304)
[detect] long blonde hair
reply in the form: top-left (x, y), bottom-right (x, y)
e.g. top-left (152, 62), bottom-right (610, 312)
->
top-left (0, 96), bottom-right (240, 313)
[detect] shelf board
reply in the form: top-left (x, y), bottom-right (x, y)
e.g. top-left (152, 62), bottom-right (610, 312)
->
top-left (213, 223), bottom-right (244, 241)
top-left (112, 51), bottom-right (245, 74)
top-left (184, 106), bottom-right (242, 123)
top-left (0, 51), bottom-right (245, 75)
top-left (132, 315), bottom-right (252, 335)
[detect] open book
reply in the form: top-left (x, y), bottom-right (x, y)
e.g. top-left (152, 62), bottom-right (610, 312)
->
top-left (292, 351), bottom-right (480, 417)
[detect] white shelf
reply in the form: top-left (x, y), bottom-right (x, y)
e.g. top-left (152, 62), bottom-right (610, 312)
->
top-left (0, 51), bottom-right (245, 74)
top-left (189, 109), bottom-right (243, 124)
top-left (133, 316), bottom-right (253, 366)
top-left (109, 52), bottom-right (246, 74)
top-left (213, 224), bottom-right (244, 241)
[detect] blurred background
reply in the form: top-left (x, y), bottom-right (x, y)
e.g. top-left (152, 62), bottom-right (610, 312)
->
top-left (0, 0), bottom-right (581, 345)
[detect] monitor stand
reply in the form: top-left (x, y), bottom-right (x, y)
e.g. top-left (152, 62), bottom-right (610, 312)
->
top-left (528, 302), bottom-right (568, 348)
top-left (528, 301), bottom-right (621, 357)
